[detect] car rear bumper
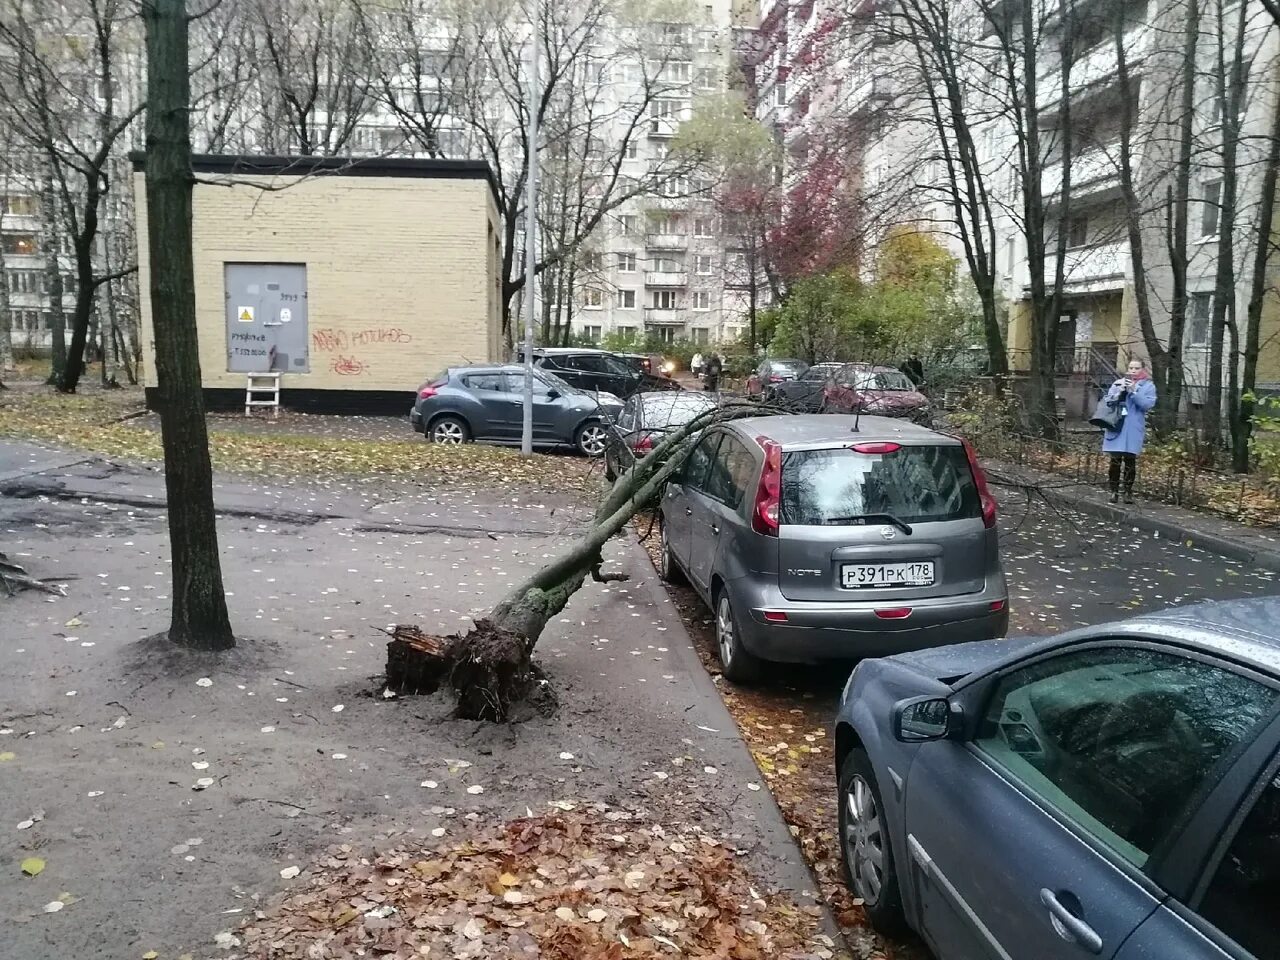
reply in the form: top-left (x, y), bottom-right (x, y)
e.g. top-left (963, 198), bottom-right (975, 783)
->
top-left (409, 406), bottom-right (424, 433)
top-left (730, 576), bottom-right (1009, 662)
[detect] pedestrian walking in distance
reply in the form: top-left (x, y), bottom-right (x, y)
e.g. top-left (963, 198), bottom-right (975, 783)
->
top-left (1102, 357), bottom-right (1157, 504)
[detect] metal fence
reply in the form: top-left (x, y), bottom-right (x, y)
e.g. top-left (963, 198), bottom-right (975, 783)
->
top-left (977, 432), bottom-right (1280, 529)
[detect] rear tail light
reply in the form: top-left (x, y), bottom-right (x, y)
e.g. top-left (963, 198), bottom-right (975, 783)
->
top-left (875, 608), bottom-right (913, 620)
top-left (762, 610), bottom-right (789, 623)
top-left (851, 441), bottom-right (901, 454)
top-left (990, 599), bottom-right (1007, 612)
top-left (961, 437), bottom-right (998, 529)
top-left (751, 436), bottom-right (783, 536)
top-left (769, 374), bottom-right (784, 383)
top-left (418, 380), bottom-right (445, 399)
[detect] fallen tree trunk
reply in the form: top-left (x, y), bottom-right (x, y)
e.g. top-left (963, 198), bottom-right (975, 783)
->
top-left (0, 552), bottom-right (68, 598)
top-left (384, 398), bottom-right (770, 720)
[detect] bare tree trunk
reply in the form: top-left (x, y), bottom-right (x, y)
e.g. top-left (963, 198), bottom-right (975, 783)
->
top-left (1204, 0), bottom-right (1249, 447)
top-left (143, 0), bottom-right (235, 651)
top-left (0, 225), bottom-right (12, 376)
top-left (1233, 75), bottom-right (1280, 470)
top-left (42, 176), bottom-right (67, 383)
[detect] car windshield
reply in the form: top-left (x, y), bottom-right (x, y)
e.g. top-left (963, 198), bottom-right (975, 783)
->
top-left (854, 371), bottom-right (916, 391)
top-left (536, 370), bottom-right (582, 395)
top-left (779, 445), bottom-right (981, 525)
top-left (804, 364), bottom-right (844, 381)
top-left (600, 355), bottom-right (639, 376)
top-left (771, 361), bottom-right (808, 376)
top-left (640, 394), bottom-right (718, 428)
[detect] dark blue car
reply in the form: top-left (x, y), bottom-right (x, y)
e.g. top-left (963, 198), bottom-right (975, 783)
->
top-left (835, 596), bottom-right (1280, 960)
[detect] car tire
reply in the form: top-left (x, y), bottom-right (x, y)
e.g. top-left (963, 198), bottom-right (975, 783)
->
top-left (658, 516), bottom-right (685, 585)
top-left (714, 588), bottom-right (762, 684)
top-left (839, 748), bottom-right (908, 938)
top-left (427, 415), bottom-right (470, 445)
top-left (575, 420), bottom-right (609, 458)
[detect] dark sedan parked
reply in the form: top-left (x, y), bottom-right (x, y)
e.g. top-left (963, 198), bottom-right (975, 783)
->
top-left (604, 392), bottom-right (719, 481)
top-left (410, 364), bottom-right (622, 456)
top-left (769, 362), bottom-right (846, 411)
top-left (745, 358), bottom-right (809, 397)
top-left (835, 595), bottom-right (1280, 960)
top-left (523, 348), bottom-right (680, 399)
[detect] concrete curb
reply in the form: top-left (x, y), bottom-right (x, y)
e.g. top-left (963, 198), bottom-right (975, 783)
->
top-left (1035, 484), bottom-right (1280, 574)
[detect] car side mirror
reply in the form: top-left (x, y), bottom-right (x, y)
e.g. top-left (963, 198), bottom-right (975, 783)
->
top-left (892, 696), bottom-right (962, 743)
top-left (544, 389), bottom-right (559, 400)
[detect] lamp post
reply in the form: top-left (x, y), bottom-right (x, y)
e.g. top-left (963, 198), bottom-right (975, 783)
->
top-left (520, 0), bottom-right (540, 456)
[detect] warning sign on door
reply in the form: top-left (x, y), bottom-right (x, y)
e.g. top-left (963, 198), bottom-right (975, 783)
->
top-left (279, 308), bottom-right (292, 324)
top-left (237, 306), bottom-right (255, 323)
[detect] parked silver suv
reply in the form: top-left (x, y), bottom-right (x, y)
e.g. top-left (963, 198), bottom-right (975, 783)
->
top-left (659, 415), bottom-right (1008, 682)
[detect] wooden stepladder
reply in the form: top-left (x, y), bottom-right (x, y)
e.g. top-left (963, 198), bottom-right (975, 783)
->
top-left (244, 371), bottom-right (282, 418)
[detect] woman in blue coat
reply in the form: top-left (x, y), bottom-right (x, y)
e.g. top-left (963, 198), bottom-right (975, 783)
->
top-left (1102, 357), bottom-right (1158, 503)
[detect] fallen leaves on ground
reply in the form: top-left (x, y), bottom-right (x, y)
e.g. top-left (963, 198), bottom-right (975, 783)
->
top-left (230, 806), bottom-right (839, 960)
top-left (0, 384), bottom-right (597, 494)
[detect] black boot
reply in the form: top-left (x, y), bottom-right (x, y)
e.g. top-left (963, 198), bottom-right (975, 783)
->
top-left (1123, 485), bottom-right (1135, 504)
top-left (1109, 490), bottom-right (1120, 504)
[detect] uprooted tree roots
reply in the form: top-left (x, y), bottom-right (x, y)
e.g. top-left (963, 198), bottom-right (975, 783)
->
top-left (385, 621), bottom-right (542, 722)
top-left (0, 552), bottom-right (67, 598)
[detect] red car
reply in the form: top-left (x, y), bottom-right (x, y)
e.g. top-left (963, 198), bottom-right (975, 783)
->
top-left (821, 365), bottom-right (932, 425)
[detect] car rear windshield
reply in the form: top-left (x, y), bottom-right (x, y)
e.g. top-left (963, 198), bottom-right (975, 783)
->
top-left (640, 394), bottom-right (717, 428)
top-left (854, 371), bottom-right (916, 391)
top-left (779, 444), bottom-right (981, 525)
top-left (771, 361), bottom-right (807, 376)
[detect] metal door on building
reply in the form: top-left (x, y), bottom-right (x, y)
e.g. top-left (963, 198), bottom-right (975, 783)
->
top-left (224, 263), bottom-right (309, 373)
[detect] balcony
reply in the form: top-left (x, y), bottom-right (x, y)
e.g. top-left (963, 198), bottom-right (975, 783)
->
top-left (645, 271), bottom-right (688, 287)
top-left (645, 233), bottom-right (688, 250)
top-left (1042, 146), bottom-right (1127, 199)
top-left (1044, 240), bottom-right (1129, 292)
top-left (1039, 27), bottom-right (1149, 109)
top-left (647, 116), bottom-right (679, 139)
top-left (644, 307), bottom-right (685, 325)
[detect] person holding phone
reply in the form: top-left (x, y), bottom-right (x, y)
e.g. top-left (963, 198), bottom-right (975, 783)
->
top-left (1102, 357), bottom-right (1158, 503)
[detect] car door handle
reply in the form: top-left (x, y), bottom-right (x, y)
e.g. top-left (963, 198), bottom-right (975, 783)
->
top-left (1039, 889), bottom-right (1102, 955)
top-left (710, 523), bottom-right (720, 535)
top-left (685, 507), bottom-right (693, 516)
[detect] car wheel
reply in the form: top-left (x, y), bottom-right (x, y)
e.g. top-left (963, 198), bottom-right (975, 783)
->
top-left (714, 589), bottom-right (762, 684)
top-left (658, 517), bottom-right (685, 585)
top-left (839, 748), bottom-right (908, 937)
top-left (575, 420), bottom-right (609, 458)
top-left (427, 415), bottom-right (470, 445)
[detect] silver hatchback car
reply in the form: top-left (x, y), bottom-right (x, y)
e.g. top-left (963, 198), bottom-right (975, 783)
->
top-left (659, 415), bottom-right (1008, 681)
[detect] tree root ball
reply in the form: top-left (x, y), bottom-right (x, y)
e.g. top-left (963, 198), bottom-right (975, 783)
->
top-left (384, 620), bottom-right (537, 722)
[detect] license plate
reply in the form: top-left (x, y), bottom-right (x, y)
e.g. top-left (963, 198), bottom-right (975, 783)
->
top-left (841, 561), bottom-right (936, 589)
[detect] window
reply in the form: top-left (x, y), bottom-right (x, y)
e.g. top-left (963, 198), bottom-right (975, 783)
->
top-left (976, 646), bottom-right (1276, 865)
top-left (1201, 180), bottom-right (1223, 238)
top-left (1189, 292), bottom-right (1213, 346)
top-left (619, 214), bottom-right (639, 237)
top-left (2, 195), bottom-right (38, 216)
top-left (651, 99), bottom-right (680, 118)
top-left (695, 254), bottom-right (713, 275)
top-left (625, 141), bottom-right (639, 160)
top-left (7, 270), bottom-right (42, 294)
top-left (698, 31), bottom-right (715, 52)
top-left (1067, 215), bottom-right (1089, 248)
top-left (696, 68), bottom-right (717, 91)
top-left (583, 324), bottom-right (602, 342)
top-left (2, 235), bottom-right (37, 256)
top-left (656, 256), bottom-right (681, 273)
top-left (692, 327), bottom-right (710, 344)
top-left (664, 62), bottom-right (691, 83)
top-left (583, 288), bottom-right (604, 309)
top-left (582, 251), bottom-right (604, 271)
top-left (652, 290), bottom-right (678, 310)
top-left (694, 217), bottom-right (714, 237)
top-left (616, 289), bottom-right (637, 309)
top-left (705, 435), bottom-right (757, 507)
top-left (660, 177), bottom-right (688, 198)
top-left (617, 252), bottom-right (637, 272)
top-left (463, 373), bottom-right (508, 392)
top-left (682, 433), bottom-right (721, 490)
top-left (693, 291), bottom-right (711, 310)
top-left (1199, 761), bottom-right (1280, 958)
top-left (781, 444), bottom-right (980, 527)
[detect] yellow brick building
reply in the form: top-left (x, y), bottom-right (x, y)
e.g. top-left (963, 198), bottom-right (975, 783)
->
top-left (132, 155), bottom-right (503, 409)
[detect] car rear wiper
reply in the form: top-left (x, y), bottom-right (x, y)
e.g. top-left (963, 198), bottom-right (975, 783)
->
top-left (826, 513), bottom-right (913, 536)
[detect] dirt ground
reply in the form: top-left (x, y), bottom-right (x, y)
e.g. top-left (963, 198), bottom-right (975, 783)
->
top-left (0, 469), bottom-right (839, 960)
